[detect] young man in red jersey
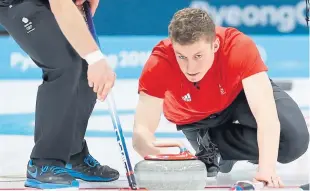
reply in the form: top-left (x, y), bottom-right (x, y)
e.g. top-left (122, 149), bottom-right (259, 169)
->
top-left (132, 8), bottom-right (309, 187)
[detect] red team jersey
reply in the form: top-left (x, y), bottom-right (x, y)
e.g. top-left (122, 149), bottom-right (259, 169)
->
top-left (138, 27), bottom-right (268, 125)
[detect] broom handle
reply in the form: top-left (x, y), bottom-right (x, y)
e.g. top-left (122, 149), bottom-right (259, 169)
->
top-left (82, 2), bottom-right (137, 190)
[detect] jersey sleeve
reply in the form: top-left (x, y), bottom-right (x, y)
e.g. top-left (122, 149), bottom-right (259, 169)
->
top-left (228, 34), bottom-right (268, 80)
top-left (138, 52), bottom-right (169, 99)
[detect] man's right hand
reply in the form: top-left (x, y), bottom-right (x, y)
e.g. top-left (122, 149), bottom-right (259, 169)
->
top-left (132, 92), bottom-right (164, 157)
top-left (75, 0), bottom-right (100, 16)
top-left (87, 59), bottom-right (116, 101)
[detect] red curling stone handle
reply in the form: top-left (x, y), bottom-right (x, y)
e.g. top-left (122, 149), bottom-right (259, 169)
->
top-left (144, 141), bottom-right (197, 160)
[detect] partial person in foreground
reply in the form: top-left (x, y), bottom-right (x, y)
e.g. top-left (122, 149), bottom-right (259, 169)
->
top-left (0, 0), bottom-right (119, 189)
top-left (132, 8), bottom-right (309, 187)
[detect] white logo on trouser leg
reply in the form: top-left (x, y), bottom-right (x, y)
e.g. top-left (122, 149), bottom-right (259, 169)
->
top-left (22, 17), bottom-right (35, 33)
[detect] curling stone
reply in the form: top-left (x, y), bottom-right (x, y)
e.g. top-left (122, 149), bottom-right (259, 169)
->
top-left (134, 141), bottom-right (207, 190)
top-left (230, 181), bottom-right (256, 191)
top-left (301, 183), bottom-right (309, 190)
top-left (230, 181), bottom-right (265, 191)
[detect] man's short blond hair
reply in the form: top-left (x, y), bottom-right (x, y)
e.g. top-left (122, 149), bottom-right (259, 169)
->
top-left (168, 8), bottom-right (216, 45)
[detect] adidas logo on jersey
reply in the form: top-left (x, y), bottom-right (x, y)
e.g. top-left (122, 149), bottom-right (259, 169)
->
top-left (182, 93), bottom-right (191, 102)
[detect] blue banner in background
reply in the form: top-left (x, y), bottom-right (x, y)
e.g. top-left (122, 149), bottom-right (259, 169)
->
top-left (0, 35), bottom-right (308, 79)
top-left (93, 0), bottom-right (308, 35)
top-left (0, 0), bottom-right (308, 35)
top-left (190, 0), bottom-right (308, 34)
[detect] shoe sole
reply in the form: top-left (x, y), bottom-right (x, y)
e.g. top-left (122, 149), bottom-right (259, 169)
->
top-left (207, 171), bottom-right (218, 177)
top-left (25, 178), bottom-right (79, 189)
top-left (68, 171), bottom-right (120, 182)
top-left (219, 160), bottom-right (237, 173)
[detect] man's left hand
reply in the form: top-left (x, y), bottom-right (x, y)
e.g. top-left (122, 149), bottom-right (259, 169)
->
top-left (75, 0), bottom-right (100, 16)
top-left (254, 170), bottom-right (284, 188)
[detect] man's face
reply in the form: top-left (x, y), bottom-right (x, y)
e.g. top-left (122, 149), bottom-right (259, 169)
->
top-left (173, 38), bottom-right (219, 82)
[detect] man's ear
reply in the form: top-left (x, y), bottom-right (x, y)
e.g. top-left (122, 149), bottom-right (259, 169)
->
top-left (213, 38), bottom-right (220, 53)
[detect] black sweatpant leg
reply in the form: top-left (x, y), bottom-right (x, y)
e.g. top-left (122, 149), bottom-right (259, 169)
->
top-left (181, 81), bottom-right (309, 164)
top-left (69, 62), bottom-right (97, 157)
top-left (214, 82), bottom-right (309, 163)
top-left (0, 1), bottom-right (95, 163)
